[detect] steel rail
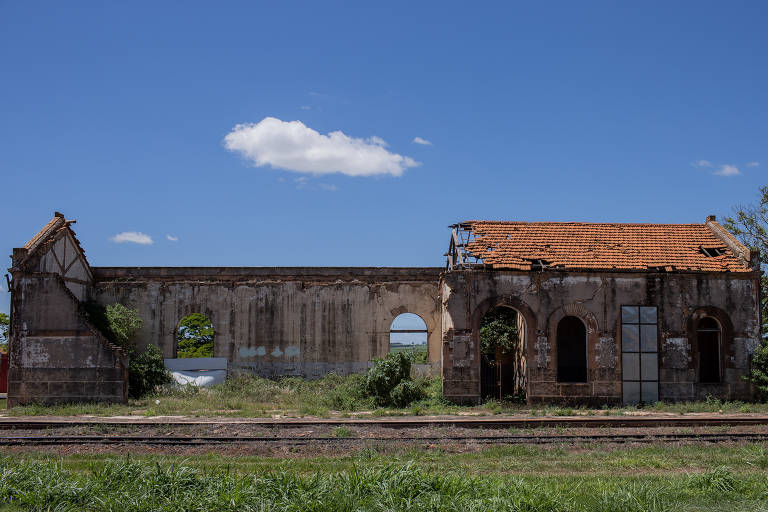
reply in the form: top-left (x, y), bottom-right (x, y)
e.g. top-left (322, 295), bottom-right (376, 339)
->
top-left (1, 416), bottom-right (767, 430)
top-left (1, 432), bottom-right (767, 446)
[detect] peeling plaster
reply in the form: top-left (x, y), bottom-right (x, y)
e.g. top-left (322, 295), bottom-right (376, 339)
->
top-left (535, 335), bottom-right (550, 368)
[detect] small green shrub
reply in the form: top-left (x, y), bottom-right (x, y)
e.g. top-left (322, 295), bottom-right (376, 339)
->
top-left (747, 339), bottom-right (768, 401)
top-left (129, 345), bottom-right (171, 398)
top-left (332, 426), bottom-right (353, 438)
top-left (390, 380), bottom-right (424, 408)
top-left (364, 352), bottom-right (411, 406)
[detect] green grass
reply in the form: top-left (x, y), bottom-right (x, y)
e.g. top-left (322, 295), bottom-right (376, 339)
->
top-left (389, 345), bottom-right (428, 364)
top-left (2, 444), bottom-right (768, 511)
top-left (11, 443), bottom-right (768, 476)
top-left (3, 373), bottom-right (457, 418)
top-left (331, 426), bottom-right (354, 438)
top-left (3, 374), bottom-right (768, 418)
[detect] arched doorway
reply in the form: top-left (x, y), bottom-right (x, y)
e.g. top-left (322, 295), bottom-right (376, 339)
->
top-left (389, 313), bottom-right (428, 363)
top-left (697, 317), bottom-right (721, 383)
top-left (176, 313), bottom-right (215, 358)
top-left (480, 306), bottom-right (527, 401)
top-left (556, 316), bottom-right (587, 382)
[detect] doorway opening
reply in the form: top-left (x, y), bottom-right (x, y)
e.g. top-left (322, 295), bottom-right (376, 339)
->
top-left (556, 316), bottom-right (588, 382)
top-left (697, 317), bottom-right (721, 383)
top-left (479, 306), bottom-right (527, 401)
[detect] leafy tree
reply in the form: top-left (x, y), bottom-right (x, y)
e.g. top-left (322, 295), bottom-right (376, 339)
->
top-left (0, 312), bottom-right (9, 354)
top-left (724, 186), bottom-right (768, 399)
top-left (480, 308), bottom-right (520, 356)
top-left (176, 313), bottom-right (214, 358)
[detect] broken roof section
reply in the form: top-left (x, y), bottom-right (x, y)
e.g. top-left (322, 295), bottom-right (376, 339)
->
top-left (11, 212), bottom-right (90, 272)
top-left (447, 217), bottom-right (754, 273)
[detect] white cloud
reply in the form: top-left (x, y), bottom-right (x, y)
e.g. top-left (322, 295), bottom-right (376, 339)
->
top-left (166, 234), bottom-right (179, 242)
top-left (412, 136), bottom-right (432, 146)
top-left (746, 161), bottom-right (760, 168)
top-left (292, 176), bottom-right (337, 191)
top-left (692, 160), bottom-right (713, 168)
top-left (224, 117), bottom-right (419, 177)
top-left (369, 135), bottom-right (388, 147)
top-left (111, 232), bottom-right (153, 245)
top-left (300, 105), bottom-right (311, 110)
top-left (713, 164), bottom-right (740, 176)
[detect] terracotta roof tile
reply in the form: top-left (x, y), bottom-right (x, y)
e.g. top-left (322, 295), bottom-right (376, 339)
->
top-left (463, 220), bottom-right (753, 273)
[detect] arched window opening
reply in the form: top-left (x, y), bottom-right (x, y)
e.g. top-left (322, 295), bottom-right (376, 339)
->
top-left (389, 313), bottom-right (428, 363)
top-left (697, 316), bottom-right (721, 383)
top-left (480, 307), bottom-right (527, 401)
top-left (557, 316), bottom-right (587, 383)
top-left (176, 313), bottom-right (214, 358)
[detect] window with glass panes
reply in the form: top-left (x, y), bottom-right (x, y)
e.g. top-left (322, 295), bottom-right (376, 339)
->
top-left (621, 306), bottom-right (659, 404)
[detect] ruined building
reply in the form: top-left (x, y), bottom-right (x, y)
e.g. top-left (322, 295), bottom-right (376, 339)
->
top-left (6, 213), bottom-right (761, 407)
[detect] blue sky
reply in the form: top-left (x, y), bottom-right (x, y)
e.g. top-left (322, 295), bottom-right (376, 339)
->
top-left (1, 1), bottom-right (766, 315)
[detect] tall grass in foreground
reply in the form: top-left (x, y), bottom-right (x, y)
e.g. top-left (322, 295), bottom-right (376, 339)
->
top-left (1, 459), bottom-right (767, 511)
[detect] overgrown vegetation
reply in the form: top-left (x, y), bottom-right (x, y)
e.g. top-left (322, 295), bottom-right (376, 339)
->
top-left (176, 313), bottom-right (214, 358)
top-left (725, 185), bottom-right (768, 400)
top-left (9, 373), bottom-right (768, 418)
top-left (84, 301), bottom-right (170, 398)
top-left (1, 451), bottom-right (767, 511)
top-left (128, 345), bottom-right (169, 398)
top-left (365, 352), bottom-right (410, 405)
top-left (0, 311), bottom-right (8, 353)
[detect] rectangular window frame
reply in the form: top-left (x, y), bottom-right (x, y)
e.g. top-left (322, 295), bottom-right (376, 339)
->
top-left (621, 305), bottom-right (659, 404)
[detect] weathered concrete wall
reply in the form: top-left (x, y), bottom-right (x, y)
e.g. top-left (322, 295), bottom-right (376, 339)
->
top-left (441, 270), bottom-right (760, 404)
top-left (91, 267), bottom-right (441, 379)
top-left (7, 275), bottom-right (127, 406)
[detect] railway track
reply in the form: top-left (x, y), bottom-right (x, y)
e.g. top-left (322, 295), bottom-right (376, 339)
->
top-left (1, 415), bottom-right (767, 430)
top-left (2, 432), bottom-right (767, 446)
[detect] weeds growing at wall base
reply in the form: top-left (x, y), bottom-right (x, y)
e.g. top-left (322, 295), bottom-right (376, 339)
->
top-left (5, 373), bottom-right (768, 418)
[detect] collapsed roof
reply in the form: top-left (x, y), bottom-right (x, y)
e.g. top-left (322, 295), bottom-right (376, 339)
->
top-left (447, 217), bottom-right (754, 273)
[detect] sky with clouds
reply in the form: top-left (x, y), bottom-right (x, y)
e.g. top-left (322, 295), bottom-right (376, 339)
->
top-left (1, 1), bottom-right (767, 314)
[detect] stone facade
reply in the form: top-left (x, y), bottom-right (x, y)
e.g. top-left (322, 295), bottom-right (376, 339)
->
top-left (6, 213), bottom-right (762, 406)
top-left (440, 270), bottom-right (760, 404)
